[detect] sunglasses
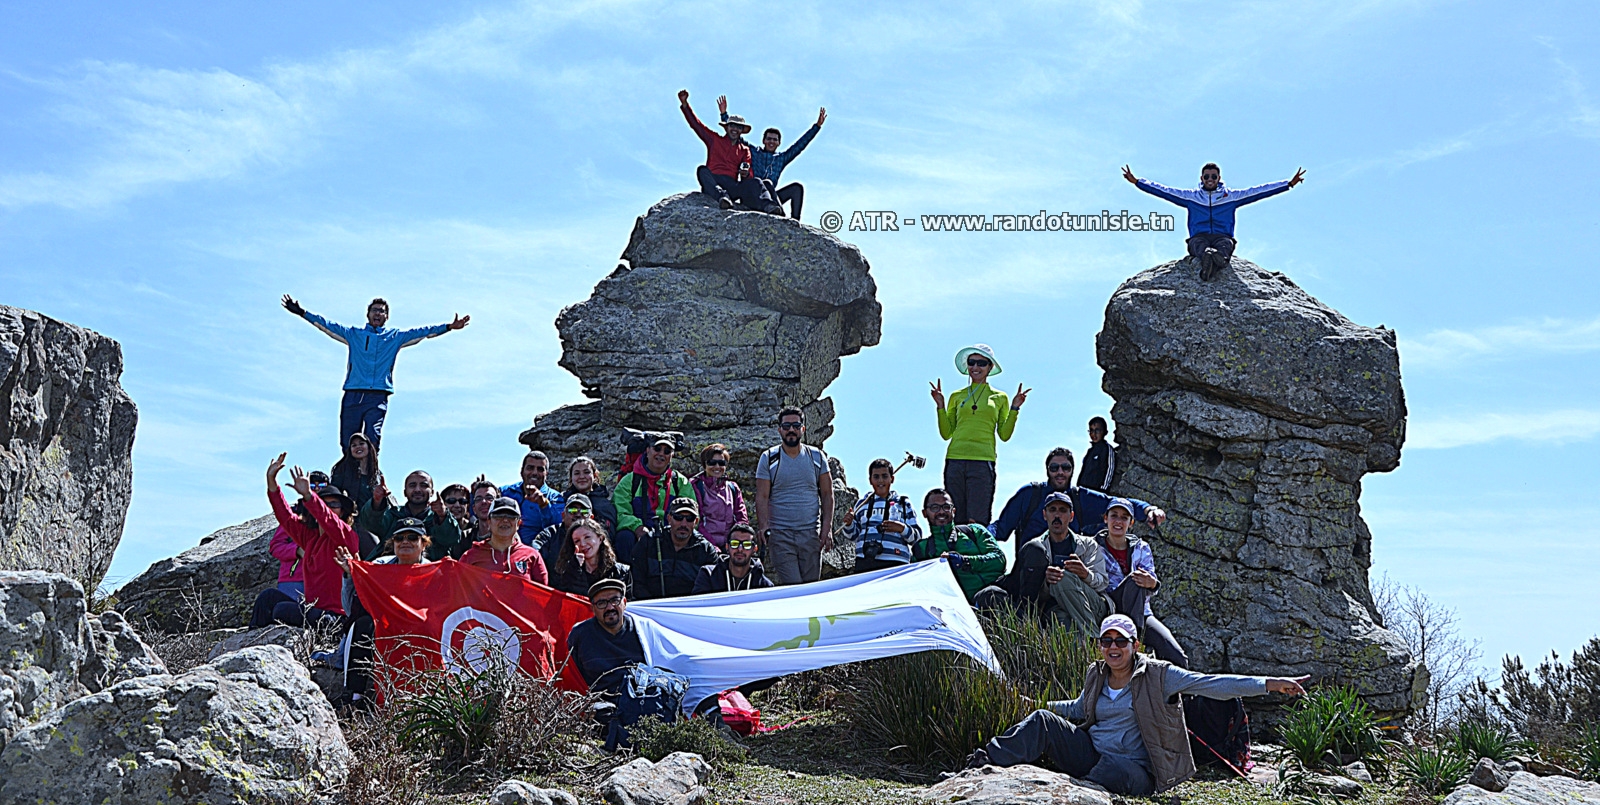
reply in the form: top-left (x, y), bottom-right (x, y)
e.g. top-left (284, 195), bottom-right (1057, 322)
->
top-left (705, 459), bottom-right (728, 467)
top-left (727, 539), bottom-right (757, 550)
top-left (927, 504), bottom-right (955, 513)
top-left (1048, 463), bottom-right (1073, 473)
top-left (1097, 636), bottom-right (1133, 648)
top-left (393, 533), bottom-right (423, 543)
top-left (651, 444), bottom-right (675, 453)
top-left (966, 358), bottom-right (991, 368)
top-left (592, 596), bottom-right (624, 609)
top-left (567, 507), bottom-right (591, 516)
top-left (778, 422), bottom-right (803, 430)
top-left (442, 497), bottom-right (469, 506)
top-left (670, 513), bottom-right (697, 522)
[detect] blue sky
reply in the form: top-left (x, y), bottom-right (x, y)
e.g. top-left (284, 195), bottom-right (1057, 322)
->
top-left (3, 1), bottom-right (1596, 676)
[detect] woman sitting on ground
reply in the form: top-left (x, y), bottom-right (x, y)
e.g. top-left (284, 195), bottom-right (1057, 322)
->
top-left (566, 456), bottom-right (619, 536)
top-left (331, 518), bottom-right (431, 710)
top-left (549, 517), bottom-right (632, 597)
top-left (690, 443), bottom-right (748, 550)
top-left (251, 453), bottom-right (359, 630)
top-left (1096, 498), bottom-right (1187, 667)
top-left (967, 614), bottom-right (1307, 796)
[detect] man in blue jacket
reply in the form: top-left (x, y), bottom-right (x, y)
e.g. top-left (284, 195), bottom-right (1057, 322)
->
top-left (990, 448), bottom-right (1165, 543)
top-left (282, 295), bottom-right (468, 453)
top-left (1123, 162), bottom-right (1305, 280)
top-left (722, 99), bottom-right (826, 220)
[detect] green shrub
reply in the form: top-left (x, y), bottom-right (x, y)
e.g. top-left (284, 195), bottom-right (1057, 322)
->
top-left (631, 714), bottom-right (748, 768)
top-left (846, 606), bottom-right (1099, 773)
top-left (1580, 722), bottom-right (1600, 782)
top-left (1394, 745), bottom-right (1471, 796)
top-left (1453, 719), bottom-right (1514, 763)
top-left (1278, 686), bottom-right (1386, 769)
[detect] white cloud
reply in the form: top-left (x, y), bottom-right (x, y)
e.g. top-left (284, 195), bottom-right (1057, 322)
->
top-left (1407, 409), bottom-right (1600, 449)
top-left (1402, 317), bottom-right (1600, 369)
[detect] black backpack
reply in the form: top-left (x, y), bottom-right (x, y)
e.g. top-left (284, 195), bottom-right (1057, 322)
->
top-left (604, 664), bottom-right (690, 751)
top-left (1184, 695), bottom-right (1250, 776)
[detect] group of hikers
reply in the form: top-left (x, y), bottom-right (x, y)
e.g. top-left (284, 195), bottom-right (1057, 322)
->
top-left (251, 134), bottom-right (1316, 795)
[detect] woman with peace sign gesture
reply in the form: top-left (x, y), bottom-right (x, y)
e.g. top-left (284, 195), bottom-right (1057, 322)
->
top-left (932, 344), bottom-right (1030, 525)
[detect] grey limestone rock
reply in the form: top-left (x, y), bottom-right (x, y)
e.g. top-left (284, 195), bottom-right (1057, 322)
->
top-left (116, 513), bottom-right (278, 633)
top-left (1469, 757), bottom-right (1510, 792)
top-left (0, 305), bottom-right (138, 590)
top-left (522, 194), bottom-right (880, 504)
top-left (599, 751), bottom-right (712, 805)
top-left (1444, 770), bottom-right (1600, 804)
top-left (0, 644), bottom-right (350, 805)
top-left (923, 764), bottom-right (1112, 805)
top-left (490, 779), bottom-right (581, 805)
top-left (1096, 257), bottom-right (1415, 719)
top-left (206, 624), bottom-right (301, 662)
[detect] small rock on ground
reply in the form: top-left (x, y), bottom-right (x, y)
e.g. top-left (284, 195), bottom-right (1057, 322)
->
top-left (1468, 757), bottom-right (1509, 792)
top-left (600, 751), bottom-right (711, 805)
top-left (923, 764), bottom-right (1112, 805)
top-left (490, 779), bottom-right (580, 805)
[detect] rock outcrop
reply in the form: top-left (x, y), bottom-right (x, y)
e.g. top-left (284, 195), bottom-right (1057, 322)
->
top-left (1096, 258), bottom-right (1414, 715)
top-left (116, 514), bottom-right (277, 633)
top-left (0, 305), bottom-right (138, 589)
top-left (924, 764), bottom-right (1112, 805)
top-left (599, 751), bottom-right (711, 805)
top-left (521, 194), bottom-right (881, 496)
top-left (0, 570), bottom-right (164, 748)
top-left (0, 644), bottom-right (349, 805)
top-left (1444, 771), bottom-right (1600, 804)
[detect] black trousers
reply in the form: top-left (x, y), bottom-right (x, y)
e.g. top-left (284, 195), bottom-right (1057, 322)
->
top-left (1106, 578), bottom-right (1189, 668)
top-left (249, 587), bottom-right (343, 630)
top-left (697, 166), bottom-right (776, 210)
top-left (1186, 233), bottom-right (1236, 261)
top-left (765, 181), bottom-right (804, 220)
top-left (943, 458), bottom-right (996, 525)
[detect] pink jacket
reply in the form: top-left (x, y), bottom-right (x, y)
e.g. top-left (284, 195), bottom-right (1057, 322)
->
top-left (690, 473), bottom-right (748, 549)
top-left (268, 526), bottom-right (304, 584)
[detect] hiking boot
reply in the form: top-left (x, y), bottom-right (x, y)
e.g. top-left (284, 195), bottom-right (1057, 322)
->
top-left (964, 748), bottom-right (991, 769)
top-left (763, 203), bottom-right (785, 216)
top-left (717, 195), bottom-right (735, 210)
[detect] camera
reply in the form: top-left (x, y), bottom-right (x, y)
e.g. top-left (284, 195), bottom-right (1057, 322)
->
top-left (861, 540), bottom-right (883, 559)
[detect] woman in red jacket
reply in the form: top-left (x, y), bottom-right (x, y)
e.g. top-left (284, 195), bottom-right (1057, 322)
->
top-left (249, 452), bottom-right (361, 630)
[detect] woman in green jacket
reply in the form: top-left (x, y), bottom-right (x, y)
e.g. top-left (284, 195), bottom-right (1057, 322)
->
top-left (931, 344), bottom-right (1029, 524)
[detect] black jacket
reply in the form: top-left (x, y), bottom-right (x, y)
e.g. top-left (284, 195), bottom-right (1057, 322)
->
top-left (1077, 441), bottom-right (1116, 493)
top-left (631, 530), bottom-right (721, 600)
top-left (692, 558), bottom-right (774, 594)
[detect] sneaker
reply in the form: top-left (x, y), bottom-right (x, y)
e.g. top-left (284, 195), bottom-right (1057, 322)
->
top-left (310, 650), bottom-right (336, 666)
top-left (964, 748), bottom-right (991, 769)
top-left (763, 203), bottom-right (785, 216)
top-left (717, 195), bottom-right (734, 210)
top-left (1200, 248), bottom-right (1221, 280)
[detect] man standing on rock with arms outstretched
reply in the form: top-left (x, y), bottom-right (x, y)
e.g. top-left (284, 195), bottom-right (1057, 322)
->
top-left (282, 295), bottom-right (469, 453)
top-left (755, 407), bottom-right (835, 585)
top-left (1122, 162), bottom-right (1305, 280)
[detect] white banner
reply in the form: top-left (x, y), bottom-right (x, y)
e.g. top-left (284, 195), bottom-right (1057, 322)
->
top-left (628, 559), bottom-right (1003, 712)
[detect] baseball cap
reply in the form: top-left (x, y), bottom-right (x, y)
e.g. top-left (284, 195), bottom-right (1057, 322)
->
top-left (393, 517), bottom-right (426, 537)
top-left (1042, 491), bottom-right (1074, 510)
top-left (1105, 498), bottom-right (1135, 517)
top-left (1100, 614), bottom-right (1139, 640)
top-left (489, 496), bottom-right (521, 517)
top-left (566, 493), bottom-right (593, 512)
top-left (669, 497), bottom-right (699, 516)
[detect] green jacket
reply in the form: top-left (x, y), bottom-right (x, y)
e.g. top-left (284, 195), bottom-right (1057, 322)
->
top-left (611, 469), bottom-right (695, 534)
top-left (358, 498), bottom-right (465, 561)
top-left (913, 523), bottom-right (1005, 601)
top-left (936, 382), bottom-right (1018, 461)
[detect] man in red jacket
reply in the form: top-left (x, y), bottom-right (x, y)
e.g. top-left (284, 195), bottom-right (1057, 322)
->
top-left (679, 89), bottom-right (783, 215)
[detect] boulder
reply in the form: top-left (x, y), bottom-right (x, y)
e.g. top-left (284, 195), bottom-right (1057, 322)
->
top-left (1443, 770), bottom-right (1600, 804)
top-left (923, 764), bottom-right (1112, 805)
top-left (0, 305), bottom-right (138, 589)
top-left (116, 514), bottom-right (278, 633)
top-left (599, 751), bottom-right (711, 805)
top-left (1341, 760), bottom-right (1374, 783)
top-left (81, 609), bottom-right (167, 691)
top-left (1305, 773), bottom-right (1365, 798)
top-left (206, 624), bottom-right (301, 662)
top-left (521, 194), bottom-right (880, 505)
top-left (1096, 258), bottom-right (1415, 718)
top-left (0, 644), bottom-right (350, 805)
top-left (490, 780), bottom-right (581, 805)
top-left (1469, 758), bottom-right (1510, 792)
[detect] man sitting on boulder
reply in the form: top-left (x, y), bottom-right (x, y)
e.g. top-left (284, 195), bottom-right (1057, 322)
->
top-left (693, 524), bottom-right (774, 593)
top-left (632, 497), bottom-right (721, 600)
top-left (1122, 162), bottom-right (1305, 280)
top-left (975, 492), bottom-right (1108, 634)
top-left (990, 448), bottom-right (1165, 544)
top-left (679, 89), bottom-right (783, 214)
top-left (720, 102), bottom-right (826, 221)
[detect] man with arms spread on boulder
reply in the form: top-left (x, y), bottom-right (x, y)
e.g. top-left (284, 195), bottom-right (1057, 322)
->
top-left (1123, 162), bottom-right (1305, 280)
top-left (720, 101), bottom-right (827, 220)
top-left (281, 295), bottom-right (468, 452)
top-left (755, 407), bottom-right (835, 585)
top-left (679, 90), bottom-right (783, 214)
top-left (965, 615), bottom-right (1308, 797)
top-left (990, 448), bottom-right (1165, 544)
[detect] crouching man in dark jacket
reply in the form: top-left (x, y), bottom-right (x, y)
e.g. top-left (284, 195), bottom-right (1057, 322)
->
top-left (693, 524), bottom-right (774, 593)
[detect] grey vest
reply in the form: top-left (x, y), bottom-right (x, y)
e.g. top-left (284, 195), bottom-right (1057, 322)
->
top-left (1080, 656), bottom-right (1195, 793)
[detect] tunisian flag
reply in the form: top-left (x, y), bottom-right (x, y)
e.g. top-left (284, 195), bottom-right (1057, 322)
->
top-left (348, 558), bottom-right (593, 692)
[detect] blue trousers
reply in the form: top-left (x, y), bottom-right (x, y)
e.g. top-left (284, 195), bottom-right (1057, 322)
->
top-left (340, 390), bottom-right (390, 454)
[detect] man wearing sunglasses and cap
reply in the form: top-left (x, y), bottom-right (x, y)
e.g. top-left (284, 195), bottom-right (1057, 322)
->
top-left (632, 497), bottom-right (720, 600)
top-left (966, 614), bottom-right (1309, 796)
top-left (678, 90), bottom-right (784, 215)
top-left (460, 496), bottom-right (548, 584)
top-left (693, 523), bottom-right (774, 593)
top-left (612, 435), bottom-right (695, 562)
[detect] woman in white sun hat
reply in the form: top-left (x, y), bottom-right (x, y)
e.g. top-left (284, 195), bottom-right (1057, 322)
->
top-left (930, 344), bottom-right (1030, 525)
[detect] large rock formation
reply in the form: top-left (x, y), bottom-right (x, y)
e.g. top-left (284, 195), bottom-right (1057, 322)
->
top-left (521, 194), bottom-right (881, 495)
top-left (1, 570), bottom-right (165, 749)
top-left (1096, 258), bottom-right (1414, 715)
top-left (0, 645), bottom-right (350, 805)
top-left (116, 514), bottom-right (278, 633)
top-left (0, 305), bottom-right (138, 589)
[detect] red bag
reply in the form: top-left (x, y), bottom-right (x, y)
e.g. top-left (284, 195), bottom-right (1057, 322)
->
top-left (717, 690), bottom-right (762, 736)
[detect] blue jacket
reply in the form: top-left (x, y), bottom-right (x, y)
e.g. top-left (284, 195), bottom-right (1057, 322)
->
top-left (722, 113), bottom-right (820, 184)
top-left (989, 482), bottom-right (1152, 543)
top-left (302, 312), bottom-right (449, 393)
top-left (500, 482), bottom-right (566, 545)
top-left (1134, 179), bottom-right (1291, 237)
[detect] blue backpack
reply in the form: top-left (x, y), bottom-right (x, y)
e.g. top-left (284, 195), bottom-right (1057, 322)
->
top-left (604, 664), bottom-right (690, 751)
